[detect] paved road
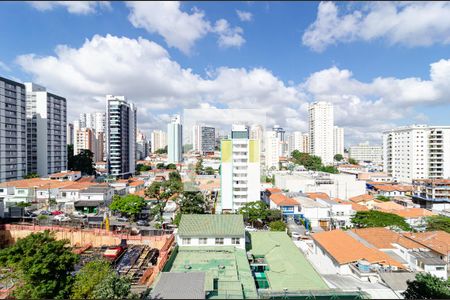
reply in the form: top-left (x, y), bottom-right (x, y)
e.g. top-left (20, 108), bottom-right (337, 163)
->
top-left (286, 218), bottom-right (307, 236)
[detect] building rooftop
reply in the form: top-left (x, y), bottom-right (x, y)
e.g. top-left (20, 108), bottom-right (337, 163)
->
top-left (150, 272), bottom-right (205, 299)
top-left (403, 231), bottom-right (450, 256)
top-left (349, 194), bottom-right (374, 203)
top-left (382, 208), bottom-right (435, 219)
top-left (306, 192), bottom-right (331, 201)
top-left (0, 178), bottom-right (74, 189)
top-left (312, 229), bottom-right (404, 268)
top-left (411, 251), bottom-right (446, 265)
top-left (49, 170), bottom-right (81, 178)
top-left (266, 188), bottom-right (282, 194)
top-left (178, 214), bottom-right (244, 238)
top-left (248, 231), bottom-right (328, 292)
top-left (351, 228), bottom-right (424, 250)
top-left (269, 193), bottom-right (299, 206)
top-left (373, 184), bottom-right (414, 192)
top-left (165, 246), bottom-right (257, 299)
top-left (294, 196), bottom-right (328, 208)
top-left (373, 201), bottom-right (406, 211)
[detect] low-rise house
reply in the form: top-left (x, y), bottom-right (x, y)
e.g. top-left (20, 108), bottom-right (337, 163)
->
top-left (391, 196), bottom-right (420, 208)
top-left (49, 171), bottom-right (81, 181)
top-left (382, 208), bottom-right (435, 229)
top-left (349, 194), bottom-right (379, 209)
top-left (403, 231), bottom-right (450, 266)
top-left (57, 182), bottom-right (98, 209)
top-left (262, 187), bottom-right (282, 204)
top-left (370, 184), bottom-right (414, 197)
top-left (269, 193), bottom-right (301, 217)
top-left (73, 185), bottom-right (114, 213)
top-left (294, 196), bottom-right (330, 230)
top-left (412, 179), bottom-right (450, 211)
top-left (176, 214), bottom-right (245, 249)
top-left (311, 229), bottom-right (405, 282)
top-left (373, 201), bottom-right (406, 211)
top-left (352, 228), bottom-right (448, 279)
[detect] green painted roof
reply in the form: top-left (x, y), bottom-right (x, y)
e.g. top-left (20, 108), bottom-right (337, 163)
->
top-left (167, 246), bottom-right (258, 299)
top-left (249, 231), bottom-right (329, 292)
top-left (178, 214), bottom-right (245, 237)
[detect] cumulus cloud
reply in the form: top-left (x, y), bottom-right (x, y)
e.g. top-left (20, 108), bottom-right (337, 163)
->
top-left (126, 1), bottom-right (245, 53)
top-left (236, 10), bottom-right (253, 22)
top-left (15, 34), bottom-right (450, 145)
top-left (303, 2), bottom-right (450, 52)
top-left (28, 1), bottom-right (110, 15)
top-left (213, 19), bottom-right (245, 48)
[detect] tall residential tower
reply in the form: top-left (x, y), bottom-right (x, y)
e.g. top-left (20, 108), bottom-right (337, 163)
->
top-left (309, 101), bottom-right (334, 165)
top-left (167, 114), bottom-right (182, 163)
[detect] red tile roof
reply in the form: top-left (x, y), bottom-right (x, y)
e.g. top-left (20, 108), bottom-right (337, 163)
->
top-left (269, 193), bottom-right (299, 206)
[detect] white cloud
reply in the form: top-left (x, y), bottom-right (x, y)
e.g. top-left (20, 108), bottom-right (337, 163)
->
top-left (236, 10), bottom-right (253, 22)
top-left (0, 61), bottom-right (10, 72)
top-left (15, 34), bottom-right (450, 145)
top-left (213, 19), bottom-right (245, 48)
top-left (126, 1), bottom-right (245, 53)
top-left (28, 1), bottom-right (110, 15)
top-left (303, 2), bottom-right (450, 52)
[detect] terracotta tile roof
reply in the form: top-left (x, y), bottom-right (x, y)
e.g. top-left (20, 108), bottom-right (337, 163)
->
top-left (77, 176), bottom-right (95, 183)
top-left (269, 194), bottom-right (299, 206)
top-left (403, 231), bottom-right (450, 256)
top-left (351, 228), bottom-right (424, 250)
top-left (49, 171), bottom-right (80, 177)
top-left (351, 202), bottom-right (369, 211)
top-left (266, 188), bottom-right (282, 194)
top-left (128, 180), bottom-right (145, 187)
top-left (311, 229), bottom-right (404, 268)
top-left (60, 182), bottom-right (98, 191)
top-left (382, 208), bottom-right (435, 219)
top-left (413, 179), bottom-right (450, 185)
top-left (349, 194), bottom-right (374, 203)
top-left (373, 185), bottom-right (413, 192)
top-left (0, 179), bottom-right (73, 189)
top-left (373, 201), bottom-right (405, 211)
top-left (338, 164), bottom-right (361, 168)
top-left (306, 192), bottom-right (330, 201)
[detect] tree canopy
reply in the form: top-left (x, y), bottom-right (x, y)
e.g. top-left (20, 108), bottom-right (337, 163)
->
top-left (0, 230), bottom-right (79, 299)
top-left (269, 220), bottom-right (286, 231)
top-left (195, 158), bottom-right (204, 175)
top-left (334, 154), bottom-right (344, 162)
top-left (23, 172), bottom-right (39, 179)
top-left (238, 201), bottom-right (269, 225)
top-left (109, 194), bottom-right (147, 218)
top-left (71, 260), bottom-right (112, 299)
top-left (403, 273), bottom-right (450, 299)
top-left (178, 191), bottom-right (206, 214)
top-left (426, 215), bottom-right (450, 233)
top-left (351, 210), bottom-right (411, 231)
top-left (68, 147), bottom-right (96, 175)
top-left (91, 273), bottom-right (134, 299)
top-left (154, 145), bottom-right (168, 154)
top-left (291, 150), bottom-right (339, 174)
top-left (348, 158), bottom-right (358, 165)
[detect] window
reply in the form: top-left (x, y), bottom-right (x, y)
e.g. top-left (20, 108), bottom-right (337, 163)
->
top-left (199, 238), bottom-right (207, 245)
top-left (436, 266), bottom-right (445, 271)
top-left (215, 238), bottom-right (224, 245)
top-left (232, 238), bottom-right (240, 245)
top-left (182, 238), bottom-right (191, 245)
top-left (62, 192), bottom-right (66, 197)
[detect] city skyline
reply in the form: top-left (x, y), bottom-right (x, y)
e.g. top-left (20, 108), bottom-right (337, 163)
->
top-left (1, 2), bottom-right (450, 145)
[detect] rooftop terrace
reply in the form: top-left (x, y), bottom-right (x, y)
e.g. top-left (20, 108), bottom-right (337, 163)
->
top-left (164, 246), bottom-right (257, 299)
top-left (248, 231), bottom-right (328, 292)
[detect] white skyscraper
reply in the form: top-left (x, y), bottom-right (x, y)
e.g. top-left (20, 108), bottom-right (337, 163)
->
top-left (192, 124), bottom-right (201, 152)
top-left (220, 124), bottom-right (260, 212)
top-left (106, 95), bottom-right (136, 178)
top-left (167, 114), bottom-right (182, 163)
top-left (349, 142), bottom-right (383, 164)
top-left (309, 101), bottom-right (334, 165)
top-left (288, 131), bottom-right (309, 154)
top-left (383, 125), bottom-right (450, 183)
top-left (333, 126), bottom-right (344, 156)
top-left (25, 82), bottom-right (67, 176)
top-left (150, 130), bottom-right (167, 153)
top-left (264, 131), bottom-right (282, 169)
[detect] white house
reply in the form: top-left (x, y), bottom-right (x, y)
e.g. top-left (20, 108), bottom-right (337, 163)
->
top-left (49, 171), bottom-right (82, 181)
top-left (294, 196), bottom-right (330, 229)
top-left (176, 214), bottom-right (245, 250)
top-left (315, 197), bottom-right (354, 229)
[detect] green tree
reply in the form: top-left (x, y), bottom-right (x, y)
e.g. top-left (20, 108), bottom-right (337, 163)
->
top-left (70, 149), bottom-right (96, 175)
top-left (92, 274), bottom-right (134, 299)
top-left (348, 158), bottom-right (358, 165)
top-left (269, 220), bottom-right (286, 231)
top-left (23, 172), bottom-right (39, 179)
top-left (179, 191), bottom-right (206, 214)
top-left (426, 215), bottom-right (450, 233)
top-left (376, 195), bottom-right (391, 202)
top-left (238, 201), bottom-right (269, 226)
top-left (166, 163), bottom-right (177, 170)
top-left (156, 163), bottom-right (166, 169)
top-left (334, 154), bottom-right (344, 162)
top-left (351, 210), bottom-right (411, 231)
top-left (319, 166), bottom-right (339, 174)
top-left (71, 260), bottom-right (112, 299)
top-left (0, 231), bottom-right (79, 299)
top-left (16, 202), bottom-right (31, 208)
top-left (291, 151), bottom-right (322, 171)
top-left (155, 145), bottom-right (168, 154)
top-left (403, 273), bottom-right (450, 299)
top-left (173, 212), bottom-right (182, 226)
top-left (195, 158), bottom-right (204, 175)
top-left (266, 209), bottom-right (282, 222)
top-left (109, 194), bottom-right (147, 219)
top-left (68, 144), bottom-right (75, 169)
top-left (204, 166), bottom-right (215, 175)
top-left (136, 164), bottom-right (151, 172)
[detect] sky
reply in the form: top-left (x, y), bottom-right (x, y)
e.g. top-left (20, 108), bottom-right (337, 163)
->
top-left (1, 1), bottom-right (450, 146)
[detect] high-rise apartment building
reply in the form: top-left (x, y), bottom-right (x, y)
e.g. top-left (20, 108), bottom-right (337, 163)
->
top-left (333, 126), bottom-right (344, 156)
top-left (74, 127), bottom-right (96, 156)
top-left (25, 82), bottom-right (67, 177)
top-left (106, 95), bottom-right (136, 178)
top-left (0, 77), bottom-right (27, 181)
top-left (309, 101), bottom-right (334, 165)
top-left (136, 129), bottom-right (148, 160)
top-left (287, 131), bottom-right (310, 154)
top-left (66, 123), bottom-right (74, 145)
top-left (383, 125), bottom-right (450, 183)
top-left (349, 142), bottom-right (382, 164)
top-left (264, 130), bottom-right (282, 169)
top-left (150, 130), bottom-right (167, 153)
top-left (167, 114), bottom-right (182, 163)
top-left (220, 124), bottom-right (260, 212)
top-left (192, 124), bottom-right (201, 153)
top-left (201, 126), bottom-right (215, 155)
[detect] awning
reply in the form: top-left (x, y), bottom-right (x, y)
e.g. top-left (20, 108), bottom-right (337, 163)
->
top-left (74, 200), bottom-right (104, 207)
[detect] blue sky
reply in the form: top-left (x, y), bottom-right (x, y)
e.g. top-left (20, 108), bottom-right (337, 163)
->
top-left (1, 1), bottom-right (450, 145)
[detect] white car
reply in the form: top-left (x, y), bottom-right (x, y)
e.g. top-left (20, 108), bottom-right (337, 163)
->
top-left (245, 226), bottom-right (257, 232)
top-left (54, 214), bottom-right (71, 222)
top-left (291, 232), bottom-right (301, 239)
top-left (72, 211), bottom-right (86, 218)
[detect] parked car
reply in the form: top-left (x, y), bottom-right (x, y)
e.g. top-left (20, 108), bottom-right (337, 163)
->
top-left (40, 210), bottom-right (51, 215)
top-left (51, 210), bottom-right (64, 215)
top-left (117, 216), bottom-right (129, 222)
top-left (72, 211), bottom-right (87, 218)
top-left (291, 232), bottom-right (301, 240)
top-left (24, 211), bottom-right (37, 218)
top-left (305, 230), bottom-right (310, 235)
top-left (54, 214), bottom-right (70, 222)
top-left (245, 226), bottom-right (257, 232)
top-left (136, 220), bottom-right (149, 226)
